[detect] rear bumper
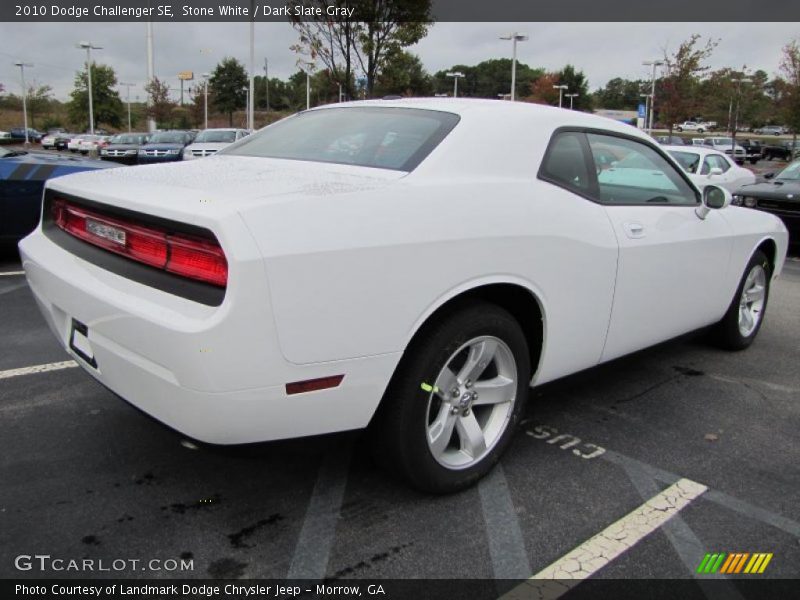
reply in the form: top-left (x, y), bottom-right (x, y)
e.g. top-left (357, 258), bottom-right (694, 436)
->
top-left (19, 227), bottom-right (398, 444)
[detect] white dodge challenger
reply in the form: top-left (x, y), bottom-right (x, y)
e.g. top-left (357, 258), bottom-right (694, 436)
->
top-left (19, 99), bottom-right (788, 492)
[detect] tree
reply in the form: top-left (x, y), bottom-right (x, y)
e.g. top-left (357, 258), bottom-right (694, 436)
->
top-left (432, 59), bottom-right (543, 99)
top-left (144, 77), bottom-right (174, 128)
top-left (289, 0), bottom-right (433, 98)
top-left (374, 50), bottom-right (432, 97)
top-left (593, 77), bottom-right (647, 110)
top-left (778, 40), bottom-right (800, 145)
top-left (526, 73), bottom-right (561, 105)
top-left (67, 63), bottom-right (124, 130)
top-left (657, 34), bottom-right (718, 134)
top-left (555, 65), bottom-right (592, 111)
top-left (209, 57), bottom-right (248, 126)
top-left (27, 84), bottom-right (54, 128)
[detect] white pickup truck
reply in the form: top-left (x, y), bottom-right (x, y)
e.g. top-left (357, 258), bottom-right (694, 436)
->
top-left (674, 121), bottom-right (715, 133)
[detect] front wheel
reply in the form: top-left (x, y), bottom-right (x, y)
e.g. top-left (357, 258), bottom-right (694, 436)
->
top-left (713, 250), bottom-right (771, 350)
top-left (371, 302), bottom-right (530, 493)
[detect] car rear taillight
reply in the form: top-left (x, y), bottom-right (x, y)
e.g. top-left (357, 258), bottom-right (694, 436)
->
top-left (52, 199), bottom-right (227, 287)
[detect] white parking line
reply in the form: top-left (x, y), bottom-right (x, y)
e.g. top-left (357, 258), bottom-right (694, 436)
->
top-left (0, 271), bottom-right (25, 276)
top-left (502, 478), bottom-right (707, 600)
top-left (0, 361), bottom-right (78, 380)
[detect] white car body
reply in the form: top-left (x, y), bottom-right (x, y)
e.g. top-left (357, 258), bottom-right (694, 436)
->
top-left (704, 137), bottom-right (747, 162)
top-left (664, 145), bottom-right (756, 192)
top-left (78, 136), bottom-right (109, 154)
top-left (20, 99), bottom-right (789, 446)
top-left (67, 135), bottom-right (90, 152)
top-left (675, 121), bottom-right (708, 133)
top-left (41, 134), bottom-right (57, 149)
top-left (0, 131), bottom-right (11, 140)
top-left (183, 128), bottom-right (250, 160)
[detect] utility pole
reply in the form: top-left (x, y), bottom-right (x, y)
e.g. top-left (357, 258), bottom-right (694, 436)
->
top-left (248, 0), bottom-right (255, 131)
top-left (78, 42), bottom-right (102, 134)
top-left (553, 84), bottom-right (568, 108)
top-left (119, 82), bottom-right (134, 132)
top-left (264, 57), bottom-right (269, 112)
top-left (14, 62), bottom-right (33, 145)
top-left (201, 73), bottom-right (209, 129)
top-left (446, 71), bottom-right (464, 98)
top-left (500, 33), bottom-right (528, 101)
top-left (145, 18), bottom-right (156, 132)
top-left (643, 60), bottom-right (665, 134)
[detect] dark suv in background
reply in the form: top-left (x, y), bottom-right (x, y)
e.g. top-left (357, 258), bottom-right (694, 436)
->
top-left (100, 133), bottom-right (151, 165)
top-left (137, 131), bottom-right (196, 164)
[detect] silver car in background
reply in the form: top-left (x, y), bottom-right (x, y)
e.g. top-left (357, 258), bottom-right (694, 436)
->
top-left (183, 128), bottom-right (250, 160)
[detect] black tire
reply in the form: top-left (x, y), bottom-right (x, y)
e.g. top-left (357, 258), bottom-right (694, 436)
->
top-left (713, 250), bottom-right (771, 351)
top-left (370, 302), bottom-right (531, 494)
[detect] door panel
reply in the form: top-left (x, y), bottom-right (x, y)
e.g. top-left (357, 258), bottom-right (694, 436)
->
top-left (601, 206), bottom-right (733, 361)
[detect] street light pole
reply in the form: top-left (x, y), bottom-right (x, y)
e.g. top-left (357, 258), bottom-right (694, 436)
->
top-left (640, 93), bottom-right (651, 131)
top-left (499, 33), bottom-right (528, 101)
top-left (566, 93), bottom-right (579, 110)
top-left (642, 60), bottom-right (664, 135)
top-left (14, 62), bottom-right (33, 145)
top-left (553, 84), bottom-right (568, 108)
top-left (119, 82), bottom-right (134, 132)
top-left (145, 20), bottom-right (156, 132)
top-left (445, 71), bottom-right (464, 98)
top-left (248, 0), bottom-right (255, 131)
top-left (730, 76), bottom-right (752, 152)
top-left (201, 73), bottom-right (209, 130)
top-left (78, 41), bottom-right (102, 135)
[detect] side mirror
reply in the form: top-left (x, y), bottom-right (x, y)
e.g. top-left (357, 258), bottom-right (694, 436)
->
top-left (764, 172), bottom-right (775, 180)
top-left (696, 185), bottom-right (732, 220)
top-left (708, 167), bottom-right (723, 177)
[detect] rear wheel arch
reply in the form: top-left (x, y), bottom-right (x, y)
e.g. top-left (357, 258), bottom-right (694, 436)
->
top-left (402, 281), bottom-right (545, 385)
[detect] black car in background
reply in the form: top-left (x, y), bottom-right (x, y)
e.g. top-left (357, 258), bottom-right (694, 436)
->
top-left (734, 159), bottom-right (800, 247)
top-left (53, 133), bottom-right (77, 151)
top-left (737, 138), bottom-right (764, 164)
top-left (9, 128), bottom-right (44, 142)
top-left (762, 140), bottom-right (800, 161)
top-left (100, 132), bottom-right (150, 164)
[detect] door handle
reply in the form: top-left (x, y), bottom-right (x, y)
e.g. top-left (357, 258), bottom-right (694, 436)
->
top-left (623, 222), bottom-right (645, 239)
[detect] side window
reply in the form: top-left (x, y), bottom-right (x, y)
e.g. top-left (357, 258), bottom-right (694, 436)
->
top-left (586, 133), bottom-right (698, 205)
top-left (540, 132), bottom-right (591, 193)
top-left (701, 155), bottom-right (731, 174)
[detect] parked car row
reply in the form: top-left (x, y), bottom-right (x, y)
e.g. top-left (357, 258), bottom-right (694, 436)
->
top-left (655, 135), bottom-right (800, 164)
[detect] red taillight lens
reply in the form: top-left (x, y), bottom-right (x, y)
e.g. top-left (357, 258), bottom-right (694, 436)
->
top-left (53, 199), bottom-right (227, 288)
top-left (166, 234), bottom-right (228, 287)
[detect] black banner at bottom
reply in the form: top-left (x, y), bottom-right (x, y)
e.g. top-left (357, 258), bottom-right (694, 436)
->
top-left (3, 579), bottom-right (799, 600)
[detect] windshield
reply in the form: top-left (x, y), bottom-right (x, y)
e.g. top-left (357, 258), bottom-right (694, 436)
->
top-left (668, 151), bottom-right (700, 173)
top-left (111, 134), bottom-right (146, 144)
top-left (148, 132), bottom-right (189, 144)
top-left (195, 130), bottom-right (237, 143)
top-left (222, 107), bottom-right (460, 171)
top-left (776, 160), bottom-right (800, 181)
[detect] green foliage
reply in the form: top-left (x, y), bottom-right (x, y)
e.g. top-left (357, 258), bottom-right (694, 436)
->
top-left (373, 50), bottom-right (432, 97)
top-left (67, 63), bottom-right (124, 130)
top-left (658, 34), bottom-right (718, 133)
top-left (593, 77), bottom-right (647, 110)
top-left (433, 59), bottom-right (544, 99)
top-left (210, 57), bottom-right (248, 126)
top-left (778, 40), bottom-right (800, 137)
top-left (289, 0), bottom-right (433, 98)
top-left (144, 77), bottom-right (174, 128)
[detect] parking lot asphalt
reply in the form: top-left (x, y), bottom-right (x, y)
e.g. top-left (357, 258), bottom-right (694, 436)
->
top-left (0, 247), bottom-right (798, 588)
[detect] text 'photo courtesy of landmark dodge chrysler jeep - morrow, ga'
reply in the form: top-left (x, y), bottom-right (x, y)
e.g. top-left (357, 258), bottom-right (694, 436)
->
top-left (19, 99), bottom-right (788, 493)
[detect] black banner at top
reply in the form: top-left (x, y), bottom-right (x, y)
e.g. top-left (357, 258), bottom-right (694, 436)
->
top-left (0, 0), bottom-right (798, 23)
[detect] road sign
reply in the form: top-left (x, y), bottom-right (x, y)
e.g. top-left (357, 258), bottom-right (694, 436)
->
top-left (178, 71), bottom-right (194, 81)
top-left (638, 103), bottom-right (647, 119)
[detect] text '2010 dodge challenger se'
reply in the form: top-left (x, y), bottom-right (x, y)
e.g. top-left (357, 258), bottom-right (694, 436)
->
top-left (19, 100), bottom-right (788, 492)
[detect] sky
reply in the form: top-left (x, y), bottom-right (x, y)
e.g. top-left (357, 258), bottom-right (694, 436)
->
top-left (0, 21), bottom-right (797, 102)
